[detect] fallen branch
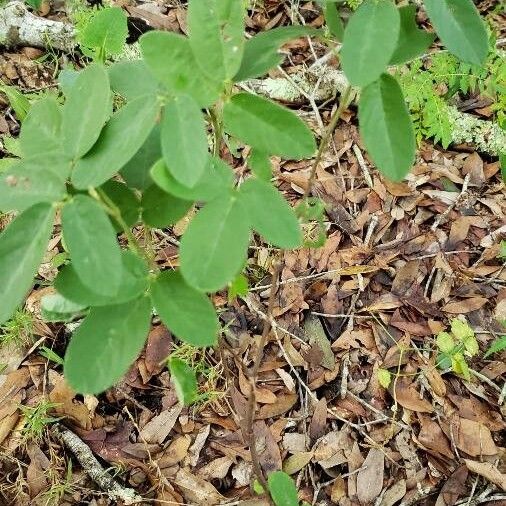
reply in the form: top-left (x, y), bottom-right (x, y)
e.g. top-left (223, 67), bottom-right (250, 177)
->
top-left (0, 1), bottom-right (75, 51)
top-left (53, 423), bottom-right (142, 505)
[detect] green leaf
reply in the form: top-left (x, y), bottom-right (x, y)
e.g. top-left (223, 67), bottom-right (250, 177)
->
top-left (64, 296), bottom-right (152, 394)
top-left (228, 273), bottom-right (249, 302)
top-left (72, 95), bottom-right (159, 189)
top-left (0, 84), bottom-right (30, 121)
top-left (54, 250), bottom-right (149, 307)
top-left (180, 193), bottom-right (250, 292)
top-left (109, 60), bottom-right (158, 101)
top-left (19, 97), bottom-right (62, 157)
top-left (248, 150), bottom-right (272, 181)
top-left (141, 184), bottom-right (193, 229)
top-left (323, 2), bottom-right (344, 41)
top-left (61, 195), bottom-right (122, 297)
top-left (0, 158), bottom-right (67, 212)
top-left (451, 352), bottom-right (470, 381)
top-left (151, 270), bottom-right (218, 346)
top-left (238, 178), bottom-right (301, 248)
top-left (168, 357), bottom-right (198, 405)
top-left (436, 331), bottom-right (455, 354)
top-left (358, 73), bottom-right (415, 181)
top-left (121, 124), bottom-right (161, 190)
top-left (140, 31), bottom-right (221, 107)
top-left (150, 157), bottom-right (234, 202)
top-left (268, 471), bottom-right (299, 506)
top-left (377, 368), bottom-right (392, 389)
top-left (340, 0), bottom-right (400, 87)
top-left (451, 318), bottom-right (474, 341)
top-left (161, 96), bottom-right (209, 188)
top-left (40, 293), bottom-right (87, 323)
top-left (424, 0), bottom-right (488, 66)
top-left (389, 5), bottom-right (435, 65)
top-left (484, 335), bottom-right (506, 358)
top-left (79, 7), bottom-right (128, 59)
top-left (188, 0), bottom-right (245, 81)
top-left (0, 203), bottom-right (55, 325)
top-left (61, 63), bottom-right (111, 159)
top-left (223, 93), bottom-right (316, 159)
top-left (99, 180), bottom-right (140, 230)
top-left (500, 239), bottom-right (506, 259)
top-left (234, 26), bottom-right (319, 81)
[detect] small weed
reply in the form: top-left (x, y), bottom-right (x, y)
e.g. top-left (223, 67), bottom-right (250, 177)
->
top-left (40, 461), bottom-right (75, 506)
top-left (0, 309), bottom-right (34, 348)
top-left (169, 343), bottom-right (226, 410)
top-left (19, 400), bottom-right (61, 443)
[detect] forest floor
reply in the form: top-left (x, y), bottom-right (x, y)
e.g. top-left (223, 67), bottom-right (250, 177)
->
top-left (0, 1), bottom-right (505, 505)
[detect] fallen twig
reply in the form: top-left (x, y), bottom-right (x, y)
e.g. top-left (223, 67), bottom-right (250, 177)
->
top-left (53, 423), bottom-right (142, 505)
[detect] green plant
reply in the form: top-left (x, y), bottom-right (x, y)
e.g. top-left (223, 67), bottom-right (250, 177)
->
top-left (19, 400), bottom-right (61, 442)
top-left (436, 318), bottom-right (479, 380)
top-left (0, 309), bottom-right (34, 348)
top-left (254, 471), bottom-right (300, 506)
top-left (0, 0), bottom-right (491, 500)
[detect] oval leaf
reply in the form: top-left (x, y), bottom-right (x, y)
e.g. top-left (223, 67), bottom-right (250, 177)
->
top-left (61, 195), bottom-right (122, 296)
top-left (238, 178), bottom-right (301, 248)
top-left (424, 0), bottom-right (488, 66)
top-left (0, 203), bottom-right (55, 325)
top-left (62, 63), bottom-right (111, 159)
top-left (141, 184), bottom-right (193, 229)
top-left (268, 471), bottom-right (299, 506)
top-left (358, 73), bottom-right (415, 181)
top-left (180, 193), bottom-right (250, 292)
top-left (168, 357), bottom-right (198, 406)
top-left (188, 0), bottom-right (245, 81)
top-left (223, 93), bottom-right (316, 159)
top-left (140, 31), bottom-right (220, 107)
top-left (54, 250), bottom-right (149, 307)
top-left (151, 270), bottom-right (218, 346)
top-left (64, 296), bottom-right (152, 394)
top-left (150, 157), bottom-right (233, 202)
top-left (41, 293), bottom-right (87, 323)
top-left (100, 180), bottom-right (140, 230)
top-left (72, 95), bottom-right (159, 189)
top-left (161, 96), bottom-right (209, 188)
top-left (340, 0), bottom-right (400, 87)
top-left (389, 5), bottom-right (436, 65)
top-left (109, 60), bottom-right (159, 102)
top-left (20, 97), bottom-right (62, 157)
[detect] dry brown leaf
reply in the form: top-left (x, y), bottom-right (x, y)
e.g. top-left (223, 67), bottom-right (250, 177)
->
top-left (394, 378), bottom-right (433, 413)
top-left (158, 435), bottom-right (191, 468)
top-left (435, 465), bottom-right (468, 506)
top-left (283, 432), bottom-right (306, 453)
top-left (173, 467), bottom-right (224, 505)
top-left (49, 376), bottom-right (92, 430)
top-left (356, 448), bottom-right (384, 505)
top-left (313, 429), bottom-right (351, 469)
top-left (331, 475), bottom-right (347, 503)
top-left (442, 297), bottom-right (488, 314)
top-left (26, 444), bottom-right (50, 499)
top-left (422, 366), bottom-right (446, 397)
top-left (144, 325), bottom-right (171, 376)
top-left (283, 451), bottom-right (313, 475)
top-left (257, 393), bottom-right (297, 419)
top-left (197, 456), bottom-right (233, 480)
top-left (139, 404), bottom-right (182, 444)
top-left (417, 416), bottom-right (453, 458)
top-left (453, 418), bottom-right (497, 457)
top-left (464, 459), bottom-right (506, 491)
top-left (252, 421), bottom-right (282, 476)
top-left (309, 397), bottom-right (327, 441)
top-left (380, 479), bottom-right (406, 506)
top-left (185, 424), bottom-right (210, 467)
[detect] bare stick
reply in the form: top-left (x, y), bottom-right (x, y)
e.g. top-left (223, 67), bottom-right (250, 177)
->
top-left (53, 423), bottom-right (142, 504)
top-left (243, 263), bottom-right (281, 496)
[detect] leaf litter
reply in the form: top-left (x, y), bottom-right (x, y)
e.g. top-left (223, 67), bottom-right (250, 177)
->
top-left (0, 0), bottom-right (505, 505)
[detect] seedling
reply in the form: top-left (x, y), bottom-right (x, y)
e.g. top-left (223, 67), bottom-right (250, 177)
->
top-left (19, 400), bottom-right (61, 442)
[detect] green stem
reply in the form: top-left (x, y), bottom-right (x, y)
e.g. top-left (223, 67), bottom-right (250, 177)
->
top-left (210, 102), bottom-right (224, 157)
top-left (302, 85), bottom-right (353, 200)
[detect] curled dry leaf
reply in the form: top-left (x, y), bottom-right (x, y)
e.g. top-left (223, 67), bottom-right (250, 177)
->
top-left (313, 429), bottom-right (351, 469)
top-left (417, 416), bottom-right (453, 458)
top-left (157, 435), bottom-right (191, 468)
top-left (256, 393), bottom-right (298, 419)
top-left (283, 451), bottom-right (314, 475)
top-left (380, 479), bottom-right (406, 506)
top-left (394, 378), bottom-right (433, 413)
top-left (185, 424), bottom-right (210, 467)
top-left (173, 467), bottom-right (224, 505)
top-left (451, 417), bottom-right (497, 457)
top-left (356, 448), bottom-right (384, 505)
top-left (309, 397), bottom-right (327, 441)
top-left (252, 420), bottom-right (282, 476)
top-left (464, 459), bottom-right (506, 491)
top-left (198, 456), bottom-right (234, 480)
top-left (435, 465), bottom-right (468, 506)
top-left (442, 297), bottom-right (488, 314)
top-left (139, 404), bottom-right (182, 444)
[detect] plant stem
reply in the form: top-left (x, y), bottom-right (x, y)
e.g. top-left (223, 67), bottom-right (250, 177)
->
top-left (302, 85), bottom-right (353, 200)
top-left (244, 262), bottom-right (281, 501)
top-left (210, 102), bottom-right (224, 157)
